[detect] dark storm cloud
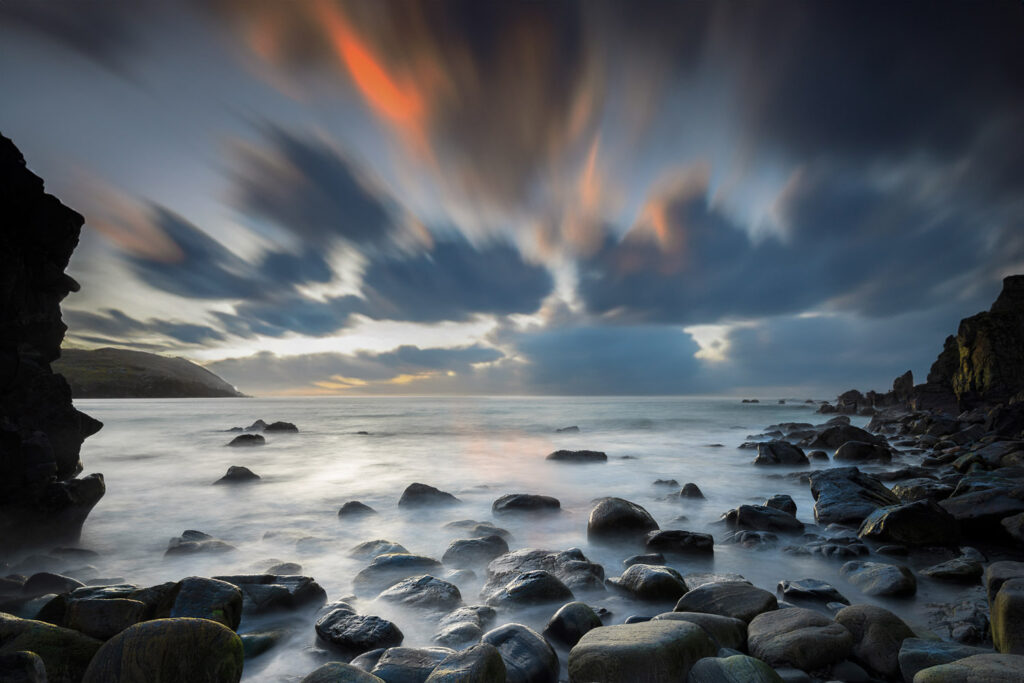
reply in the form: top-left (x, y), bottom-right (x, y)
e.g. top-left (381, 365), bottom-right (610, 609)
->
top-left (206, 343), bottom-right (503, 393)
top-left (64, 308), bottom-right (225, 345)
top-left (257, 248), bottom-right (333, 286)
top-left (578, 163), bottom-right (1021, 324)
top-left (233, 126), bottom-right (400, 246)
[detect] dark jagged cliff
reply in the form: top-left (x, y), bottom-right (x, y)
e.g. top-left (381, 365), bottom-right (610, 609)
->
top-left (824, 275), bottom-right (1024, 420)
top-left (54, 347), bottom-right (246, 398)
top-left (0, 134), bottom-right (104, 552)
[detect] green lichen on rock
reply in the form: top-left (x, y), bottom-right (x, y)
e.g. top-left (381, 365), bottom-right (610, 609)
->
top-left (0, 612), bottom-right (102, 683)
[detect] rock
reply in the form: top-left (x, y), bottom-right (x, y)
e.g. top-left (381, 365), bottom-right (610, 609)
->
top-left (339, 501), bottom-right (378, 517)
top-left (806, 425), bottom-right (883, 449)
top-left (301, 662), bottom-right (385, 682)
top-left (624, 553), bottom-right (665, 567)
top-left (674, 581), bottom-right (778, 623)
top-left (747, 608), bottom-right (854, 671)
top-left (921, 556), bottom-right (984, 583)
top-left (354, 554), bottom-right (443, 595)
top-left (722, 529), bottom-right (778, 549)
top-left (492, 494), bottom-right (560, 515)
top-left (608, 564), bottom-right (687, 602)
top-left (654, 479), bottom-right (680, 487)
top-left (858, 499), bottom-right (961, 547)
top-left (543, 602), bottom-right (602, 647)
top-left (0, 651), bottom-right (47, 683)
top-left (644, 530), bottom-right (714, 555)
top-left (891, 479), bottom-right (955, 503)
top-left (265, 421), bottom-right (298, 432)
top-left (165, 530), bottom-right (236, 556)
top-left (487, 570), bottom-right (573, 608)
top-left (214, 465), bottom-right (260, 484)
top-left (651, 612), bottom-right (747, 651)
top-left (897, 638), bottom-right (991, 683)
top-left (992, 577), bottom-right (1024, 654)
top-left (213, 574), bottom-right (327, 614)
top-left (371, 646), bottom-right (453, 682)
top-left (913, 653), bottom-right (1024, 682)
top-left (555, 426), bottom-right (580, 433)
top-left (379, 575), bottom-right (462, 612)
top-left (444, 520), bottom-right (511, 539)
top-left (680, 483), bottom-right (705, 499)
top-left (481, 623), bottom-right (558, 683)
top-left (168, 576), bottom-right (243, 630)
top-left (351, 540), bottom-right (410, 560)
top-left (433, 606), bottom-right (496, 648)
top-left (21, 572), bottom-right (83, 597)
top-left (764, 495), bottom-right (796, 515)
top-left (776, 579), bottom-right (848, 606)
top-left (546, 449), bottom-right (606, 463)
top-left (940, 486), bottom-right (1024, 533)
top-left (484, 548), bottom-right (605, 596)
top-left (64, 597), bottom-right (147, 640)
top-left (986, 561), bottom-right (1024, 603)
top-left (0, 136), bottom-right (106, 554)
top-left (840, 561), bottom-right (917, 597)
top-left (316, 608), bottom-right (404, 655)
top-left (587, 498), bottom-right (659, 543)
top-left (425, 643), bottom-right (506, 682)
top-left (686, 655), bottom-right (783, 683)
top-left (835, 604), bottom-right (915, 679)
top-left (240, 628), bottom-right (286, 659)
top-left (809, 450), bottom-right (829, 461)
top-left (443, 537), bottom-right (510, 568)
top-left (809, 467), bottom-right (901, 525)
top-left (228, 433), bottom-right (264, 447)
top-left (399, 483), bottom-right (460, 507)
top-left (722, 505), bottom-right (804, 533)
top-left (568, 621), bottom-right (715, 682)
top-left (754, 441), bottom-right (809, 466)
top-left (351, 649), bottom-right (388, 672)
top-left (835, 441), bottom-right (893, 464)
top-left (81, 617), bottom-right (243, 683)
top-left (0, 612), bottom-right (101, 683)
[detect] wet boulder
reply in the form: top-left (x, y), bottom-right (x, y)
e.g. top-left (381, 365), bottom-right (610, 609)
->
top-left (809, 467), bottom-right (900, 525)
top-left (776, 579), bottom-right (848, 607)
top-left (753, 441), bottom-right (808, 466)
top-left (680, 483), bottom-right (705, 499)
top-left (644, 530), bottom-right (714, 555)
top-left (587, 498), bottom-right (659, 543)
top-left (608, 564), bottom-right (687, 602)
top-left (568, 621), bottom-right (715, 682)
top-left (897, 638), bottom-right (991, 683)
top-left (354, 554), bottom-right (443, 595)
top-left (301, 662), bottom-right (384, 682)
top-left (227, 433), bottom-right (264, 447)
top-left (992, 577), bottom-right (1024, 654)
top-left (722, 505), bottom-right (804, 533)
top-left (834, 441), bottom-right (893, 464)
top-left (921, 553), bottom-right (984, 583)
top-left (858, 499), bottom-right (961, 547)
top-left (20, 572), bottom-right (83, 598)
top-left (264, 421), bottom-right (298, 432)
top-left (433, 605), bottom-right (496, 649)
top-left (399, 483), bottom-right (460, 508)
top-left (213, 466), bottom-right (260, 485)
top-left (806, 425), bottom-right (883, 450)
top-left (339, 501), bottom-right (377, 517)
top-left (686, 655), bottom-right (782, 682)
top-left (835, 604), bottom-right (915, 679)
top-left (167, 577), bottom-right (243, 630)
top-left (914, 654), bottom-right (1024, 682)
top-left (674, 581), bottom-right (777, 623)
top-left (0, 651), bottom-right (47, 683)
top-left (486, 570), bottom-right (573, 608)
top-left (371, 646), bottom-right (454, 682)
top-left (986, 561), bottom-right (1024, 603)
top-left (0, 612), bottom-right (102, 682)
top-left (379, 575), bottom-right (462, 612)
top-left (492, 494), bottom-right (560, 515)
top-left (484, 548), bottom-right (605, 596)
top-left (81, 617), bottom-right (243, 683)
top-left (543, 601), bottom-right (602, 647)
top-left (351, 540), bottom-right (410, 560)
top-left (747, 608), bottom-right (853, 671)
top-left (443, 536), bottom-right (510, 568)
top-left (546, 449), bottom-right (606, 463)
top-left (840, 561), bottom-right (917, 597)
top-left (425, 643), bottom-right (506, 683)
top-left (891, 478), bottom-right (955, 503)
top-left (651, 612), bottom-right (747, 651)
top-left (764, 495), bottom-right (796, 515)
top-left (64, 597), bottom-right (148, 640)
top-left (481, 623), bottom-right (558, 683)
top-left (165, 530), bottom-right (236, 556)
top-left (213, 574), bottom-right (327, 614)
top-left (316, 607), bottom-right (404, 655)
top-left (940, 485), bottom-right (1024, 534)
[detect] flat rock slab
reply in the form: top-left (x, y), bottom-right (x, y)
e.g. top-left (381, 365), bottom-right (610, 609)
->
top-left (841, 561), bottom-right (917, 597)
top-left (914, 653), bottom-right (1024, 682)
top-left (568, 621), bottom-right (715, 683)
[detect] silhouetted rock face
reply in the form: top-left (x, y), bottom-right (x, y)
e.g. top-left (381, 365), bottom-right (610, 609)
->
top-left (952, 276), bottom-right (1024, 408)
top-left (0, 133), bottom-right (104, 551)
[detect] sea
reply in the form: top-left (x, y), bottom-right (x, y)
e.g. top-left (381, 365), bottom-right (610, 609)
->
top-left (66, 396), bottom-right (976, 680)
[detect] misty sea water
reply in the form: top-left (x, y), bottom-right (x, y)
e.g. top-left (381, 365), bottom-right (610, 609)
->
top-left (64, 396), bottom-right (969, 680)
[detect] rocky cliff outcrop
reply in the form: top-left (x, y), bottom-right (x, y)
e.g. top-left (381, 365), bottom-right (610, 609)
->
top-left (54, 348), bottom-right (246, 398)
top-left (0, 134), bottom-right (104, 552)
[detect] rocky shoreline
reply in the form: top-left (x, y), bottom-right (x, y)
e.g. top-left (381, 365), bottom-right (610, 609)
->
top-left (3, 135), bottom-right (1024, 682)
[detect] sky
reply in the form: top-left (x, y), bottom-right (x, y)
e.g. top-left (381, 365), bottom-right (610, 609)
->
top-left (2, 1), bottom-right (1023, 397)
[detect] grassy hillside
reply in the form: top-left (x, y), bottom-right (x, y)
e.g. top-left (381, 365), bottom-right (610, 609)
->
top-left (54, 347), bottom-right (246, 398)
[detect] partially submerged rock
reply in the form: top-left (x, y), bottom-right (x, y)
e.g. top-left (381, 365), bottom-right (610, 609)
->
top-left (399, 483), bottom-right (460, 508)
top-left (568, 620), bottom-right (716, 682)
top-left (587, 498), bottom-right (659, 543)
top-left (213, 466), bottom-right (260, 485)
top-left (546, 449), bottom-right (607, 463)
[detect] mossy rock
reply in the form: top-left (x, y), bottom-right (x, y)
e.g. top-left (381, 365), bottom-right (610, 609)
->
top-left (0, 612), bottom-right (102, 683)
top-left (82, 617), bottom-right (243, 682)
